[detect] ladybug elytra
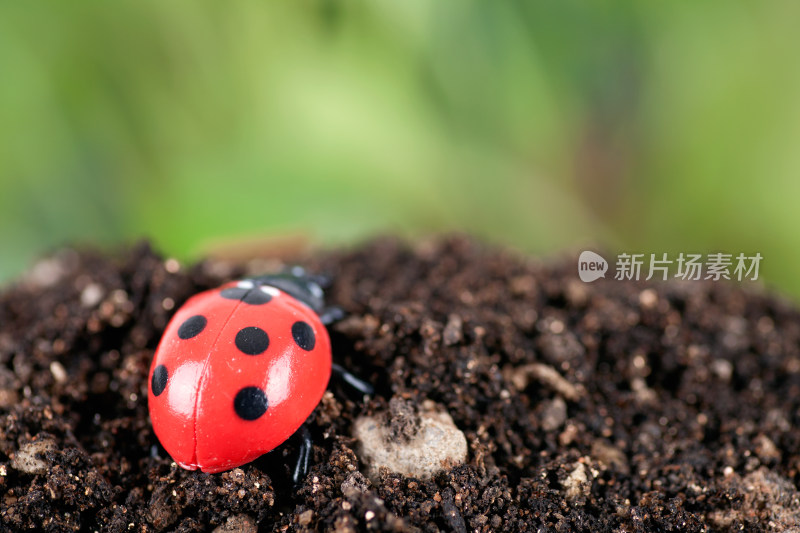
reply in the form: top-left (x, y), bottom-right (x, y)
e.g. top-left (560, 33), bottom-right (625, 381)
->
top-left (148, 270), bottom-right (339, 474)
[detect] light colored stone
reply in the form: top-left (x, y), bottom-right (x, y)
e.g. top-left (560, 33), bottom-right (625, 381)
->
top-left (638, 289), bottom-right (658, 309)
top-left (353, 400), bottom-right (467, 482)
top-left (563, 462), bottom-right (592, 504)
top-left (591, 440), bottom-right (629, 474)
top-left (442, 314), bottom-right (464, 346)
top-left (540, 397), bottom-right (567, 431)
top-left (49, 361), bottom-right (68, 384)
top-left (80, 282), bottom-right (105, 308)
top-left (12, 438), bottom-right (57, 474)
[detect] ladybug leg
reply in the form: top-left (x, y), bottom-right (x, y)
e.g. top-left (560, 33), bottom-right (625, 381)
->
top-left (331, 363), bottom-right (375, 396)
top-left (292, 424), bottom-right (313, 489)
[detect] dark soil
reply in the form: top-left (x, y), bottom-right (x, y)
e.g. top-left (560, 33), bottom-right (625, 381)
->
top-left (1, 236), bottom-right (800, 532)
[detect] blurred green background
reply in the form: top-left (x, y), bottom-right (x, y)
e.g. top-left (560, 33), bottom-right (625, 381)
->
top-left (1, 2), bottom-right (799, 297)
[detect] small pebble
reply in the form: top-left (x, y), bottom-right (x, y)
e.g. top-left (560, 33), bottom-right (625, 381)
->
top-left (26, 257), bottom-right (67, 287)
top-left (753, 434), bottom-right (780, 462)
top-left (164, 258), bottom-right (181, 273)
top-left (49, 361), bottom-right (68, 384)
top-left (638, 289), bottom-right (658, 309)
top-left (442, 314), bottom-right (464, 346)
top-left (563, 462), bottom-right (591, 504)
top-left (353, 400), bottom-right (467, 482)
top-left (80, 282), bottom-right (105, 308)
top-left (711, 359), bottom-right (734, 383)
top-left (540, 397), bottom-right (567, 431)
top-left (537, 331), bottom-right (585, 364)
top-left (591, 440), bottom-right (629, 474)
top-left (11, 438), bottom-right (57, 474)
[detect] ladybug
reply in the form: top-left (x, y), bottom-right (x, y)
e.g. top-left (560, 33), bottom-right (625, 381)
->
top-left (148, 268), bottom-right (367, 478)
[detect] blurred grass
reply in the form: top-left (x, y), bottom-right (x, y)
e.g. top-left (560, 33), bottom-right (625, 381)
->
top-left (1, 2), bottom-right (799, 298)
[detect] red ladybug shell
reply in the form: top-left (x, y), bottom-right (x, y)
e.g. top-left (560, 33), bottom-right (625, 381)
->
top-left (148, 279), bottom-right (331, 473)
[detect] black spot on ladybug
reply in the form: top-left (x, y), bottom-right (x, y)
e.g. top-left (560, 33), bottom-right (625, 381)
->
top-left (243, 290), bottom-right (272, 305)
top-left (220, 287), bottom-right (247, 301)
top-left (220, 287), bottom-right (272, 305)
top-left (292, 321), bottom-right (316, 351)
top-left (234, 386), bottom-right (268, 420)
top-left (152, 365), bottom-right (168, 396)
top-left (178, 315), bottom-right (207, 339)
top-left (235, 326), bottom-right (270, 355)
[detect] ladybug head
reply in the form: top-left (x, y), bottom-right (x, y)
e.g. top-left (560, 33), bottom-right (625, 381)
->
top-left (250, 266), bottom-right (327, 314)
